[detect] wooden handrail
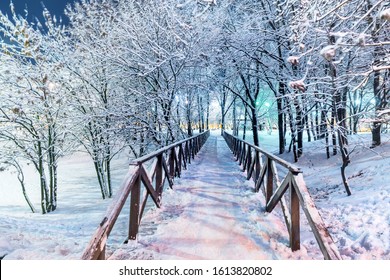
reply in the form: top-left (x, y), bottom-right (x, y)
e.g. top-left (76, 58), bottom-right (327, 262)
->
top-left (222, 131), bottom-right (341, 260)
top-left (81, 131), bottom-right (210, 260)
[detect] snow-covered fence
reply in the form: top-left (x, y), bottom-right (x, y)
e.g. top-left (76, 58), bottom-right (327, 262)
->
top-left (222, 131), bottom-right (342, 260)
top-left (81, 131), bottom-right (210, 260)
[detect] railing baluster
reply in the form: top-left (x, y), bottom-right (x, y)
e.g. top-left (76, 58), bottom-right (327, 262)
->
top-left (191, 139), bottom-right (195, 159)
top-left (129, 170), bottom-right (141, 240)
top-left (266, 158), bottom-right (274, 204)
top-left (180, 144), bottom-right (186, 170)
top-left (245, 146), bottom-right (252, 173)
top-left (239, 143), bottom-right (246, 165)
top-left (156, 154), bottom-right (163, 196)
top-left (290, 183), bottom-right (300, 251)
top-left (169, 148), bottom-right (175, 179)
top-left (186, 141), bottom-right (190, 163)
top-left (255, 151), bottom-right (260, 181)
top-left (97, 244), bottom-right (106, 260)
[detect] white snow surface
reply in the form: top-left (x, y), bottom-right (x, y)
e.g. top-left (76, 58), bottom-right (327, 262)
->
top-left (0, 130), bottom-right (389, 260)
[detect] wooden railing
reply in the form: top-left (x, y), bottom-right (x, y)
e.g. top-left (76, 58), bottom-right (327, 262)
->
top-left (222, 131), bottom-right (341, 260)
top-left (81, 131), bottom-right (210, 260)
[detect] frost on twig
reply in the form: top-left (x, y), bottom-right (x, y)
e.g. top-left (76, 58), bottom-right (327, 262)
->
top-left (380, 9), bottom-right (390, 21)
top-left (320, 45), bottom-right (337, 61)
top-left (287, 56), bottom-right (300, 65)
top-left (289, 80), bottom-right (306, 92)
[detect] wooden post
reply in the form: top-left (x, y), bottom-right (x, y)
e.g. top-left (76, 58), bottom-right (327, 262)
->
top-left (235, 141), bottom-right (240, 160)
top-left (240, 144), bottom-right (246, 165)
top-left (186, 141), bottom-right (191, 164)
top-left (290, 184), bottom-right (300, 251)
top-left (182, 144), bottom-right (187, 170)
top-left (169, 148), bottom-right (175, 179)
top-left (191, 139), bottom-right (195, 159)
top-left (245, 147), bottom-right (252, 173)
top-left (156, 154), bottom-right (163, 195)
top-left (97, 245), bottom-right (105, 260)
top-left (129, 172), bottom-right (141, 240)
top-left (178, 144), bottom-right (184, 173)
top-left (255, 151), bottom-right (260, 181)
top-left (266, 158), bottom-right (274, 204)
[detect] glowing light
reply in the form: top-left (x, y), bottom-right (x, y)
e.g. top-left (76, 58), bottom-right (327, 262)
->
top-left (48, 82), bottom-right (57, 91)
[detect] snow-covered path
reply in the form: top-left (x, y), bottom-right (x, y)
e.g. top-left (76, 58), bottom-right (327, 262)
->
top-left (109, 135), bottom-right (317, 260)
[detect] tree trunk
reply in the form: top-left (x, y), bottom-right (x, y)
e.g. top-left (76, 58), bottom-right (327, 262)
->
top-left (233, 98), bottom-right (238, 136)
top-left (286, 98), bottom-right (298, 162)
top-left (294, 96), bottom-right (303, 158)
top-left (13, 161), bottom-right (36, 213)
top-left (277, 82), bottom-right (286, 154)
top-left (371, 71), bottom-right (382, 147)
top-left (251, 106), bottom-right (260, 146)
top-left (242, 104), bottom-right (248, 141)
top-left (206, 92), bottom-right (210, 130)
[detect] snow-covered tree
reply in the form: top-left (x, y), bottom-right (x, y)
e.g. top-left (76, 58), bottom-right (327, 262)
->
top-left (0, 5), bottom-right (68, 213)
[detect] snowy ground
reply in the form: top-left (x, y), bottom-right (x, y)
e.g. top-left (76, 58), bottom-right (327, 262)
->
top-left (278, 133), bottom-right (390, 260)
top-left (0, 130), bottom-right (389, 260)
top-left (0, 151), bottom-right (131, 260)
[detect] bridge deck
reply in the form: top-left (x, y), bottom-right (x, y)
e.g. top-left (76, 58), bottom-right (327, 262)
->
top-left (109, 134), bottom-right (313, 260)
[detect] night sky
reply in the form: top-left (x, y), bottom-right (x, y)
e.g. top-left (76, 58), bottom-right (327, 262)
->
top-left (0, 0), bottom-right (73, 24)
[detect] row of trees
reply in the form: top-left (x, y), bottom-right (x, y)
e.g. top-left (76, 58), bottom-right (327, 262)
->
top-left (208, 0), bottom-right (389, 195)
top-left (0, 0), bottom-right (388, 212)
top-left (0, 0), bottom-right (214, 213)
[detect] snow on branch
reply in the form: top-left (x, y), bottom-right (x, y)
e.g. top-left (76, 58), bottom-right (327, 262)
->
top-left (287, 56), bottom-right (300, 65)
top-left (289, 80), bottom-right (306, 92)
top-left (379, 8), bottom-right (390, 21)
top-left (320, 45), bottom-right (337, 61)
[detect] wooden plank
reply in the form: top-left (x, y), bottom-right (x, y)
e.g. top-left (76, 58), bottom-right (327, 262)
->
top-left (177, 145), bottom-right (183, 174)
top-left (191, 139), bottom-right (195, 159)
top-left (291, 173), bottom-right (342, 260)
top-left (162, 155), bottom-right (174, 189)
top-left (255, 160), bottom-right (268, 193)
top-left (240, 144), bottom-right (246, 165)
top-left (195, 138), bottom-right (199, 154)
top-left (235, 141), bottom-right (241, 161)
top-left (147, 158), bottom-right (158, 181)
top-left (140, 165), bottom-right (161, 207)
top-left (266, 158), bottom-right (274, 204)
top-left (246, 156), bottom-right (256, 180)
top-left (179, 144), bottom-right (186, 170)
top-left (173, 147), bottom-right (180, 177)
top-left (266, 173), bottom-right (291, 212)
top-left (290, 181), bottom-right (300, 251)
top-left (254, 151), bottom-right (260, 181)
top-left (129, 173), bottom-right (141, 240)
top-left (81, 166), bottom-right (140, 260)
top-left (270, 163), bottom-right (292, 234)
top-left (138, 189), bottom-right (149, 224)
top-left (97, 241), bottom-right (106, 260)
top-left (279, 196), bottom-right (292, 236)
top-left (187, 141), bottom-right (191, 162)
top-left (155, 154), bottom-right (163, 195)
top-left (169, 148), bottom-right (175, 179)
top-left (244, 147), bottom-right (252, 173)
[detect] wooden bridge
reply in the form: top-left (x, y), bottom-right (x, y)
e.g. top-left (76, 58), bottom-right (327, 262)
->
top-left (81, 131), bottom-right (341, 260)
